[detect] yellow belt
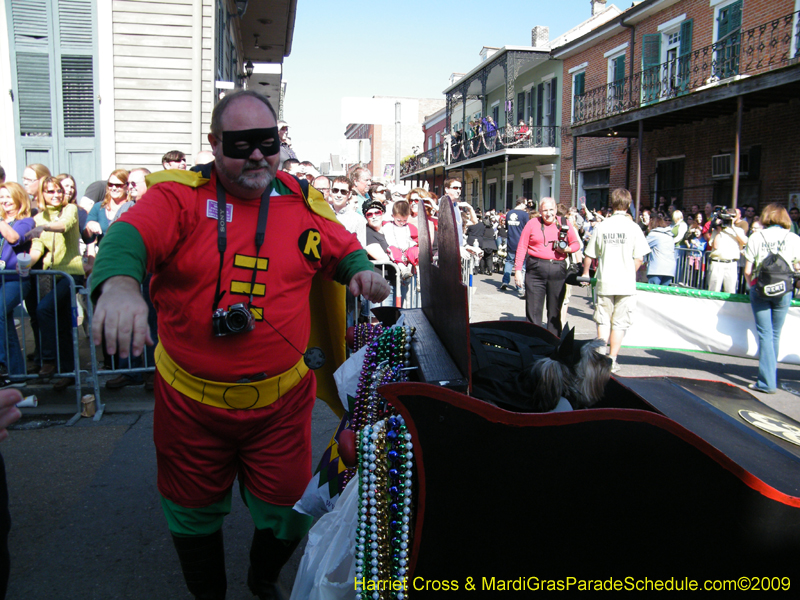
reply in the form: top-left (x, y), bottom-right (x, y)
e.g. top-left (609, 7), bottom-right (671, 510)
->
top-left (154, 343), bottom-right (309, 410)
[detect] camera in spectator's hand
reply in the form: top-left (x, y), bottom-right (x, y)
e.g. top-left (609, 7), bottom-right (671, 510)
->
top-left (212, 303), bottom-right (255, 337)
top-left (710, 206), bottom-right (735, 229)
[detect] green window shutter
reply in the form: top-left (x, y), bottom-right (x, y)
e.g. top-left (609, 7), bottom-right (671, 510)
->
top-left (574, 72), bottom-right (585, 97)
top-left (729, 0), bottom-right (742, 31)
top-left (614, 55), bottom-right (625, 82)
top-left (718, 0), bottom-right (742, 40)
top-left (61, 55), bottom-right (94, 137)
top-left (16, 52), bottom-right (52, 136)
top-left (573, 72), bottom-right (585, 123)
top-left (678, 19), bottom-right (693, 94)
top-left (642, 34), bottom-right (661, 104)
top-left (679, 19), bottom-right (693, 56)
top-left (549, 77), bottom-right (557, 122)
top-left (717, 0), bottom-right (742, 78)
top-left (57, 0), bottom-right (94, 48)
top-left (10, 0), bottom-right (48, 44)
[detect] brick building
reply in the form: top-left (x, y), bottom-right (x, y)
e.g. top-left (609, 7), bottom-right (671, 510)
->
top-left (554, 0), bottom-right (800, 215)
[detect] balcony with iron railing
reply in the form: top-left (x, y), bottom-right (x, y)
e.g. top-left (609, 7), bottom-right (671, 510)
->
top-left (572, 10), bottom-right (800, 127)
top-left (401, 144), bottom-right (445, 177)
top-left (401, 124), bottom-right (560, 177)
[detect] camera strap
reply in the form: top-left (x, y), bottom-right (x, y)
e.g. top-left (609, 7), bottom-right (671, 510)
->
top-left (539, 216), bottom-right (568, 246)
top-left (210, 175), bottom-right (326, 370)
top-left (212, 176), bottom-right (271, 312)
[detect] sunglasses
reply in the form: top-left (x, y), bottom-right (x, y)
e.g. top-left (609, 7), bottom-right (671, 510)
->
top-left (107, 182), bottom-right (126, 189)
top-left (409, 198), bottom-right (420, 203)
top-left (373, 189), bottom-right (387, 195)
top-left (449, 186), bottom-right (462, 190)
top-left (366, 210), bottom-right (383, 218)
top-left (331, 187), bottom-right (350, 195)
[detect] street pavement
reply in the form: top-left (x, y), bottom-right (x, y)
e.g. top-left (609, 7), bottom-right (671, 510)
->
top-left (4, 273), bottom-right (800, 598)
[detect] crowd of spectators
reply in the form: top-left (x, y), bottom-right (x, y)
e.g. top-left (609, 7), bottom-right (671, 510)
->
top-left (622, 198), bottom-right (775, 294)
top-left (0, 148), bottom-right (205, 391)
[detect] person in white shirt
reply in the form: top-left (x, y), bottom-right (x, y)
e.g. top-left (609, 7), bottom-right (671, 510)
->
top-left (707, 210), bottom-right (747, 293)
top-left (581, 189), bottom-right (650, 373)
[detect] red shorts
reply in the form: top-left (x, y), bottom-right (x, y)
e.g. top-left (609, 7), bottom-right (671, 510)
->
top-left (153, 369), bottom-right (316, 508)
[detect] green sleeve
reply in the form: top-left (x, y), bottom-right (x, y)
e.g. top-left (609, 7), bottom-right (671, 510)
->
top-left (333, 249), bottom-right (374, 286)
top-left (90, 222), bottom-right (148, 302)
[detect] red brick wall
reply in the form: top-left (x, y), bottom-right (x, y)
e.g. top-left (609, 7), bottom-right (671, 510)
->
top-left (642, 98), bottom-right (800, 211)
top-left (423, 119), bottom-right (446, 150)
top-left (558, 0), bottom-right (799, 207)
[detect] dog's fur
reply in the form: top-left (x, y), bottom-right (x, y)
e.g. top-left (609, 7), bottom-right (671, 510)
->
top-left (525, 338), bottom-right (612, 412)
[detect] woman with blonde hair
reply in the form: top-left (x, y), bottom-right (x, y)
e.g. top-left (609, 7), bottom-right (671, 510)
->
top-left (0, 183), bottom-right (34, 385)
top-left (29, 177), bottom-right (83, 390)
top-left (743, 203), bottom-right (800, 393)
top-left (406, 187), bottom-right (429, 231)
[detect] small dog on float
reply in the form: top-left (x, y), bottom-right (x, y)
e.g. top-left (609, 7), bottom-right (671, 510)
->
top-left (470, 325), bottom-right (613, 414)
top-left (521, 332), bottom-right (612, 413)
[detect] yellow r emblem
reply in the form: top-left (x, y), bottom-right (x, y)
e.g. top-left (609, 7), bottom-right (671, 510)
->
top-left (299, 229), bottom-right (322, 261)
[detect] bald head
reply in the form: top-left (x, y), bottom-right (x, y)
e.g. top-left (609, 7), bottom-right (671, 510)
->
top-left (208, 94), bottom-right (280, 199)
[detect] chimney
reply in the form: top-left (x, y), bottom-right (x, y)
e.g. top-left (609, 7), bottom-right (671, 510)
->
top-left (531, 26), bottom-right (549, 48)
top-left (591, 0), bottom-right (607, 16)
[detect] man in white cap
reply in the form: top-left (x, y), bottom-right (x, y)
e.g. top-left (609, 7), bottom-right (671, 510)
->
top-left (277, 120), bottom-right (296, 170)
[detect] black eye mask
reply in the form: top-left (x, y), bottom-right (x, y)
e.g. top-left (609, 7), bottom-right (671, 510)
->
top-left (221, 127), bottom-right (281, 159)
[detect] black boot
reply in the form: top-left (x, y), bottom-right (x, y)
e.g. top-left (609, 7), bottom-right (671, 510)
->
top-left (171, 530), bottom-right (227, 600)
top-left (247, 528), bottom-right (301, 600)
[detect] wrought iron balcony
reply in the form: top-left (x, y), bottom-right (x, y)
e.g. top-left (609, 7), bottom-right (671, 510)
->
top-left (448, 124), bottom-right (560, 164)
top-left (401, 125), bottom-right (560, 176)
top-left (401, 144), bottom-right (445, 177)
top-left (572, 10), bottom-right (800, 126)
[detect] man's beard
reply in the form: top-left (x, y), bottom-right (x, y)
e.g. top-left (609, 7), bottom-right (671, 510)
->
top-left (217, 158), bottom-right (274, 191)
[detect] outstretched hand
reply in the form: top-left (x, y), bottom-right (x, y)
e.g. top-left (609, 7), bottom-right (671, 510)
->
top-left (91, 276), bottom-right (154, 359)
top-left (349, 270), bottom-right (391, 303)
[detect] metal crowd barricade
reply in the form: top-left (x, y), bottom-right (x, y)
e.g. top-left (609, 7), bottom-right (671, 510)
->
top-left (673, 247), bottom-right (745, 294)
top-left (357, 260), bottom-right (422, 322)
top-left (1, 269), bottom-right (101, 424)
top-left (461, 253), bottom-right (479, 317)
top-left (674, 247), bottom-right (710, 290)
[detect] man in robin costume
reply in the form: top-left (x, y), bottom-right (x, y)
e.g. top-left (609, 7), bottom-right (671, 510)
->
top-left (90, 90), bottom-right (389, 600)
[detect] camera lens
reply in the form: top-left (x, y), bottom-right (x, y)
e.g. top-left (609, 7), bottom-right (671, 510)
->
top-left (227, 310), bottom-right (249, 332)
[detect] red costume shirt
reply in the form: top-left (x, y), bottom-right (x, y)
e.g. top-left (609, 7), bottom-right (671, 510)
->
top-left (119, 171), bottom-right (362, 382)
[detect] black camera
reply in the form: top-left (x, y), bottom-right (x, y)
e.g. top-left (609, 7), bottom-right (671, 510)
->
top-left (710, 205), bottom-right (735, 229)
top-left (212, 303), bottom-right (255, 337)
top-left (556, 223), bottom-right (570, 251)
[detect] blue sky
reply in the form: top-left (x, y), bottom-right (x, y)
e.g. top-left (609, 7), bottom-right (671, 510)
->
top-left (282, 0), bottom-right (607, 168)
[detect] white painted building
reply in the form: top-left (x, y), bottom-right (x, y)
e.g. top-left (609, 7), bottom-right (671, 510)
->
top-left (0, 0), bottom-right (294, 196)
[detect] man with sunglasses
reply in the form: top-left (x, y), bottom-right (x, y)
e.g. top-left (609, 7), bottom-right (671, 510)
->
top-left (90, 90), bottom-right (389, 600)
top-left (327, 176), bottom-right (366, 247)
top-left (162, 150), bottom-right (187, 170)
top-left (443, 178), bottom-right (466, 249)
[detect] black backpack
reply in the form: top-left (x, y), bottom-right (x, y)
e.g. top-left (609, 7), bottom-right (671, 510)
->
top-left (755, 231), bottom-right (793, 298)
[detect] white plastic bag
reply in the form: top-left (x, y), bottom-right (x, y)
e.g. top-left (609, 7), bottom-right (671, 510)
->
top-left (290, 476), bottom-right (360, 600)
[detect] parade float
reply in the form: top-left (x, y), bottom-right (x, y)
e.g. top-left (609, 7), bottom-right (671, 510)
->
top-left (292, 197), bottom-right (800, 599)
